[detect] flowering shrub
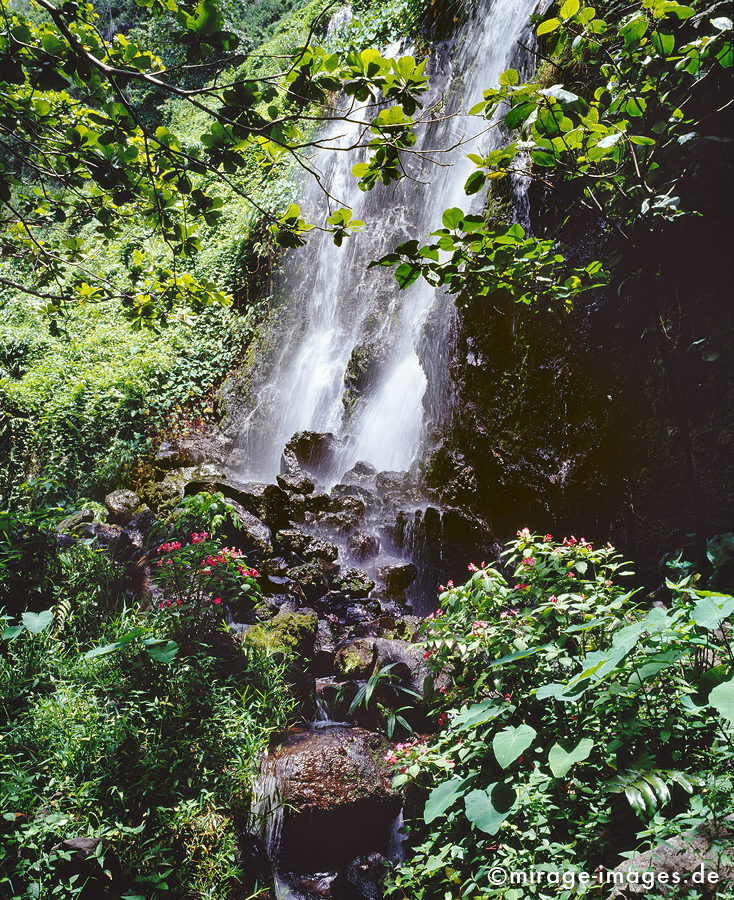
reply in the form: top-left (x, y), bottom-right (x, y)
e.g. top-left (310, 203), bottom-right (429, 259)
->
top-left (386, 532), bottom-right (734, 899)
top-left (151, 533), bottom-right (261, 629)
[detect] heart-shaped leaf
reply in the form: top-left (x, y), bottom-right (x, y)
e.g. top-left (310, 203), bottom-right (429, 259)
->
top-left (708, 677), bottom-right (734, 723)
top-left (21, 609), bottom-right (53, 635)
top-left (548, 738), bottom-right (594, 777)
top-left (493, 724), bottom-right (536, 768)
top-left (424, 777), bottom-right (465, 824)
top-left (464, 782), bottom-right (516, 834)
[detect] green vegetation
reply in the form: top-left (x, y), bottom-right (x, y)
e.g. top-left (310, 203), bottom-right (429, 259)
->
top-left (386, 532), bottom-right (734, 898)
top-left (0, 502), bottom-right (294, 899)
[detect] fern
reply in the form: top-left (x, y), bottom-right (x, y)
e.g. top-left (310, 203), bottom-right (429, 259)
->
top-left (606, 766), bottom-right (699, 818)
top-left (52, 595), bottom-right (72, 637)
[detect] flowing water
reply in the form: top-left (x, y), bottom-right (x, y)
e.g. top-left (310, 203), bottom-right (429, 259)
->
top-left (232, 0), bottom-right (538, 490)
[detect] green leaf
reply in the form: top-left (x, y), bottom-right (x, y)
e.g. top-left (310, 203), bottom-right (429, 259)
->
top-left (84, 641), bottom-right (123, 659)
top-left (145, 640), bottom-right (179, 664)
top-left (691, 595), bottom-right (734, 630)
top-left (451, 699), bottom-right (502, 730)
top-left (560, 0), bottom-right (580, 19)
top-left (537, 17), bottom-right (561, 35)
top-left (2, 625), bottom-right (23, 641)
top-left (493, 724), bottom-right (536, 768)
top-left (424, 777), bottom-right (466, 824)
top-left (465, 171), bottom-right (486, 195)
top-left (442, 207), bottom-right (465, 229)
top-left (464, 782), bottom-right (516, 834)
top-left (21, 609), bottom-right (53, 635)
top-left (708, 677), bottom-right (734, 722)
top-left (548, 738), bottom-right (594, 777)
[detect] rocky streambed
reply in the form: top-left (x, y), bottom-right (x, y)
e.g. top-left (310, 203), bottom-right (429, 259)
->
top-left (55, 426), bottom-right (470, 898)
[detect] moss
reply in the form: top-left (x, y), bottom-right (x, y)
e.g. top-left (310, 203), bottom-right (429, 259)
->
top-left (245, 608), bottom-right (318, 658)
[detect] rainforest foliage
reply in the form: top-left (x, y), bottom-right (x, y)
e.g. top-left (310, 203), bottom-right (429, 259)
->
top-left (0, 0), bottom-right (732, 897)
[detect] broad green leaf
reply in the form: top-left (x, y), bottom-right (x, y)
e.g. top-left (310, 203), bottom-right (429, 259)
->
top-left (84, 641), bottom-right (123, 659)
top-left (424, 777), bottom-right (466, 823)
top-left (537, 17), bottom-right (561, 35)
top-left (560, 0), bottom-right (580, 19)
top-left (691, 595), bottom-right (734, 630)
top-left (442, 207), bottom-right (465, 229)
top-left (708, 678), bottom-right (734, 723)
top-left (2, 625), bottom-right (23, 640)
top-left (464, 782), bottom-right (516, 834)
top-left (145, 640), bottom-right (179, 664)
top-left (21, 609), bottom-right (53, 635)
top-left (451, 699), bottom-right (502, 730)
top-left (493, 724), bottom-right (536, 768)
top-left (548, 738), bottom-right (594, 777)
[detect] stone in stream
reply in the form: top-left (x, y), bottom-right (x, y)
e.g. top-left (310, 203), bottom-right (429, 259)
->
top-left (251, 723), bottom-right (400, 873)
top-left (104, 489), bottom-right (141, 524)
top-left (277, 529), bottom-right (339, 564)
top-left (334, 638), bottom-right (376, 680)
top-left (347, 532), bottom-right (380, 562)
top-left (287, 563), bottom-right (330, 603)
top-left (330, 852), bottom-right (387, 900)
top-left (341, 461), bottom-right (378, 488)
top-left (375, 563), bottom-right (417, 598)
top-left (333, 569), bottom-right (375, 599)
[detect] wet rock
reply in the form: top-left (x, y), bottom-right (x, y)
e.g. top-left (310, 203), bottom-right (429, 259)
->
top-left (342, 461), bottom-right (378, 488)
top-left (221, 498), bottom-right (273, 555)
top-left (154, 432), bottom-right (228, 471)
top-left (127, 505), bottom-right (157, 538)
top-left (262, 574), bottom-right (293, 594)
top-left (279, 447), bottom-right (316, 495)
top-left (372, 638), bottom-right (432, 696)
top-left (278, 529), bottom-right (339, 564)
top-left (314, 619), bottom-right (337, 676)
top-left (284, 431), bottom-right (340, 479)
top-left (334, 638), bottom-right (376, 680)
top-left (608, 816), bottom-right (734, 897)
top-left (255, 723), bottom-right (400, 872)
top-left (331, 852), bottom-right (387, 900)
top-left (51, 837), bottom-right (122, 898)
top-left (245, 607), bottom-right (318, 658)
top-left (348, 532), bottom-right (380, 562)
top-left (376, 563), bottom-right (416, 597)
top-left (333, 568), bottom-right (375, 599)
top-left (288, 563), bottom-right (330, 603)
top-left (305, 492), bottom-right (331, 513)
top-left (331, 483), bottom-right (374, 506)
top-left (375, 471), bottom-right (411, 495)
top-left (104, 489), bottom-right (141, 524)
top-left (188, 480), bottom-right (292, 530)
top-left (345, 605), bottom-right (373, 629)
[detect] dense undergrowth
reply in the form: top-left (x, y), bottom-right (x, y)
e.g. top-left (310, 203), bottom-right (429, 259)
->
top-left (1, 497), bottom-right (294, 899)
top-left (386, 533), bottom-right (734, 899)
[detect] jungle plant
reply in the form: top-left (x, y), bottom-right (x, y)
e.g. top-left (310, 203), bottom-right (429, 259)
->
top-left (384, 531), bottom-right (734, 899)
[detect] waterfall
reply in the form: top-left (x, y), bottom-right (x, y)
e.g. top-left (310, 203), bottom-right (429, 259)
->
top-left (232, 0), bottom-right (539, 488)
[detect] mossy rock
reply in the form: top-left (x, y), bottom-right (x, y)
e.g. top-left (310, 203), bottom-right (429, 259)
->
top-left (245, 607), bottom-right (318, 659)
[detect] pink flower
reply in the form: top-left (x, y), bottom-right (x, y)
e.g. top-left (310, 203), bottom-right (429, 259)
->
top-left (544, 534), bottom-right (553, 542)
top-left (514, 583), bottom-right (528, 590)
top-left (468, 562), bottom-right (478, 572)
top-left (522, 556), bottom-right (536, 568)
top-left (549, 595), bottom-right (558, 603)
top-left (423, 651), bottom-right (432, 659)
top-left (213, 597), bottom-right (222, 605)
top-left (563, 536), bottom-right (578, 547)
top-left (567, 572), bottom-right (576, 579)
top-left (503, 693), bottom-right (512, 702)
top-left (190, 531), bottom-right (209, 544)
top-left (517, 528), bottom-right (530, 537)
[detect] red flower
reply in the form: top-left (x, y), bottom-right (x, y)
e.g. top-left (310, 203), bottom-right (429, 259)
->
top-left (544, 534), bottom-right (553, 542)
top-left (549, 595), bottom-right (558, 603)
top-left (213, 597), bottom-right (222, 605)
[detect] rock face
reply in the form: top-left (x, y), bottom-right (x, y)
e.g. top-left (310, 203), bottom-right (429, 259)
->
top-left (253, 723), bottom-right (400, 873)
top-left (607, 817), bottom-right (734, 898)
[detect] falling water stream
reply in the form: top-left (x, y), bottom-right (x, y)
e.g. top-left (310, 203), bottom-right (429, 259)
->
top-left (233, 0), bottom-right (538, 490)
top-left (242, 2), bottom-right (539, 895)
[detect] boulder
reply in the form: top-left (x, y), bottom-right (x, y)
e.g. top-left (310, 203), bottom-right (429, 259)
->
top-left (104, 489), bottom-right (140, 524)
top-left (278, 446), bottom-right (316, 495)
top-left (607, 817), bottom-right (734, 897)
top-left (331, 483), bottom-right (374, 506)
top-left (186, 480), bottom-right (292, 530)
top-left (57, 509), bottom-right (95, 534)
top-left (342, 461), bottom-right (378, 488)
top-left (252, 723), bottom-right (400, 872)
top-left (348, 532), bottom-right (381, 562)
top-left (287, 563), bottom-right (330, 603)
top-left (376, 563), bottom-right (416, 597)
top-left (333, 568), bottom-right (375, 599)
top-left (334, 638), bottom-right (376, 680)
top-left (372, 638), bottom-right (432, 696)
top-left (314, 618), bottom-right (337, 676)
top-left (375, 471), bottom-right (411, 495)
top-left (277, 529), bottom-right (339, 564)
top-left (221, 497), bottom-right (273, 555)
top-left (283, 431), bottom-right (340, 479)
top-left (154, 431), bottom-right (228, 471)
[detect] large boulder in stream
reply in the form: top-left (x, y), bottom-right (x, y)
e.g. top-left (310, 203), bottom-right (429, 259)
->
top-left (253, 723), bottom-right (400, 872)
top-left (283, 431), bottom-right (340, 480)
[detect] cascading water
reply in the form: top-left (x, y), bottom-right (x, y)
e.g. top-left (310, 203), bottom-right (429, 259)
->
top-left (232, 0), bottom-right (539, 492)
